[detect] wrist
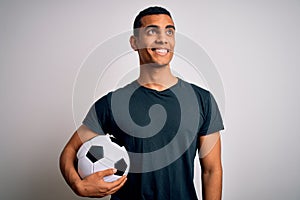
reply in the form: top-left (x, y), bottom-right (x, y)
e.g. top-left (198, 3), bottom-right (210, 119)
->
top-left (71, 179), bottom-right (84, 196)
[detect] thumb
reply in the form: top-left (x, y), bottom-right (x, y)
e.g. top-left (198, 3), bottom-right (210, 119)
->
top-left (97, 168), bottom-right (117, 178)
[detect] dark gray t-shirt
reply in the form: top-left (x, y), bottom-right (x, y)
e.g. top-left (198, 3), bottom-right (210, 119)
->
top-left (83, 79), bottom-right (224, 200)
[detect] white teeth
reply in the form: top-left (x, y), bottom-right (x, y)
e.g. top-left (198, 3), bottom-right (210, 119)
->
top-left (155, 49), bottom-right (168, 54)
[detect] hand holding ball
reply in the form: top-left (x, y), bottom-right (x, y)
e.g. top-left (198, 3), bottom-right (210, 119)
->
top-left (77, 135), bottom-right (130, 182)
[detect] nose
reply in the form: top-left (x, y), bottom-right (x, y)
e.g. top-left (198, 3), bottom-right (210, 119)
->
top-left (155, 31), bottom-right (168, 44)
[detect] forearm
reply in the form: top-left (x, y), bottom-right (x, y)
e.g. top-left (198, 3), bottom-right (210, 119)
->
top-left (59, 145), bottom-right (82, 195)
top-left (201, 168), bottom-right (223, 200)
top-left (59, 132), bottom-right (84, 195)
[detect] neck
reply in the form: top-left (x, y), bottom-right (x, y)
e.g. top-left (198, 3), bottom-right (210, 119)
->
top-left (137, 64), bottom-right (178, 91)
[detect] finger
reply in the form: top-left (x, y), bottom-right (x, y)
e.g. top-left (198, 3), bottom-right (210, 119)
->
top-left (106, 176), bottom-right (127, 195)
top-left (95, 173), bottom-right (127, 192)
top-left (102, 175), bottom-right (127, 191)
top-left (95, 168), bottom-right (116, 178)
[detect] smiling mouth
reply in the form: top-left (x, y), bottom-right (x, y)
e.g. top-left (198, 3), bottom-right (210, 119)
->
top-left (151, 48), bottom-right (169, 55)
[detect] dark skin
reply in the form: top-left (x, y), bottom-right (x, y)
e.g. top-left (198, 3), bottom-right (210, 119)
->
top-left (199, 132), bottom-right (223, 200)
top-left (60, 14), bottom-right (222, 199)
top-left (130, 14), bottom-right (175, 68)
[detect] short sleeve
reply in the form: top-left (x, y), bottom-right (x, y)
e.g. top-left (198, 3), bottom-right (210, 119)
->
top-left (198, 92), bottom-right (224, 136)
top-left (82, 104), bottom-right (105, 134)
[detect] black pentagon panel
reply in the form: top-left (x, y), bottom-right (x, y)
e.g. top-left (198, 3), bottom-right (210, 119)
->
top-left (86, 146), bottom-right (104, 163)
top-left (114, 158), bottom-right (127, 176)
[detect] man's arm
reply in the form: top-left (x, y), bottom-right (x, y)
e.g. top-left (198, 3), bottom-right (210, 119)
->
top-left (59, 125), bottom-right (127, 197)
top-left (199, 132), bottom-right (223, 200)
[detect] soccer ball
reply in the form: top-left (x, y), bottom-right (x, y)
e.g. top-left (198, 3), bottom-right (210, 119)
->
top-left (77, 134), bottom-right (130, 182)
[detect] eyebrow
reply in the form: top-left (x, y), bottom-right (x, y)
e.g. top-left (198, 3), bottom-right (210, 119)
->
top-left (145, 25), bottom-right (176, 30)
top-left (166, 25), bottom-right (176, 30)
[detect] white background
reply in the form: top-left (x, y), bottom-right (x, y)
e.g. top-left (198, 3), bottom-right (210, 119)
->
top-left (0, 0), bottom-right (299, 199)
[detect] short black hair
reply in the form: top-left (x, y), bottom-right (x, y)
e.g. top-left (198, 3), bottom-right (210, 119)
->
top-left (133, 6), bottom-right (173, 36)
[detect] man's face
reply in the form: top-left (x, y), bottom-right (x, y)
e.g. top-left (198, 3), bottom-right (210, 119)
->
top-left (134, 14), bottom-right (175, 67)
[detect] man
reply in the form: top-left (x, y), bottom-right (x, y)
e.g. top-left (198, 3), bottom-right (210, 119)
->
top-left (60, 6), bottom-right (224, 200)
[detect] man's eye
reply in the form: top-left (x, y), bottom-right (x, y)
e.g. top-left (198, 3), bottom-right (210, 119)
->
top-left (166, 29), bottom-right (174, 35)
top-left (147, 29), bottom-right (157, 35)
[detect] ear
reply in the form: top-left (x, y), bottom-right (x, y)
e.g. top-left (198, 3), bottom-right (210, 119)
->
top-left (129, 35), bottom-right (138, 51)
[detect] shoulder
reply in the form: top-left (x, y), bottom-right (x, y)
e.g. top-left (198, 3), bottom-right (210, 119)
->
top-left (179, 79), bottom-right (212, 100)
top-left (94, 81), bottom-right (137, 106)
